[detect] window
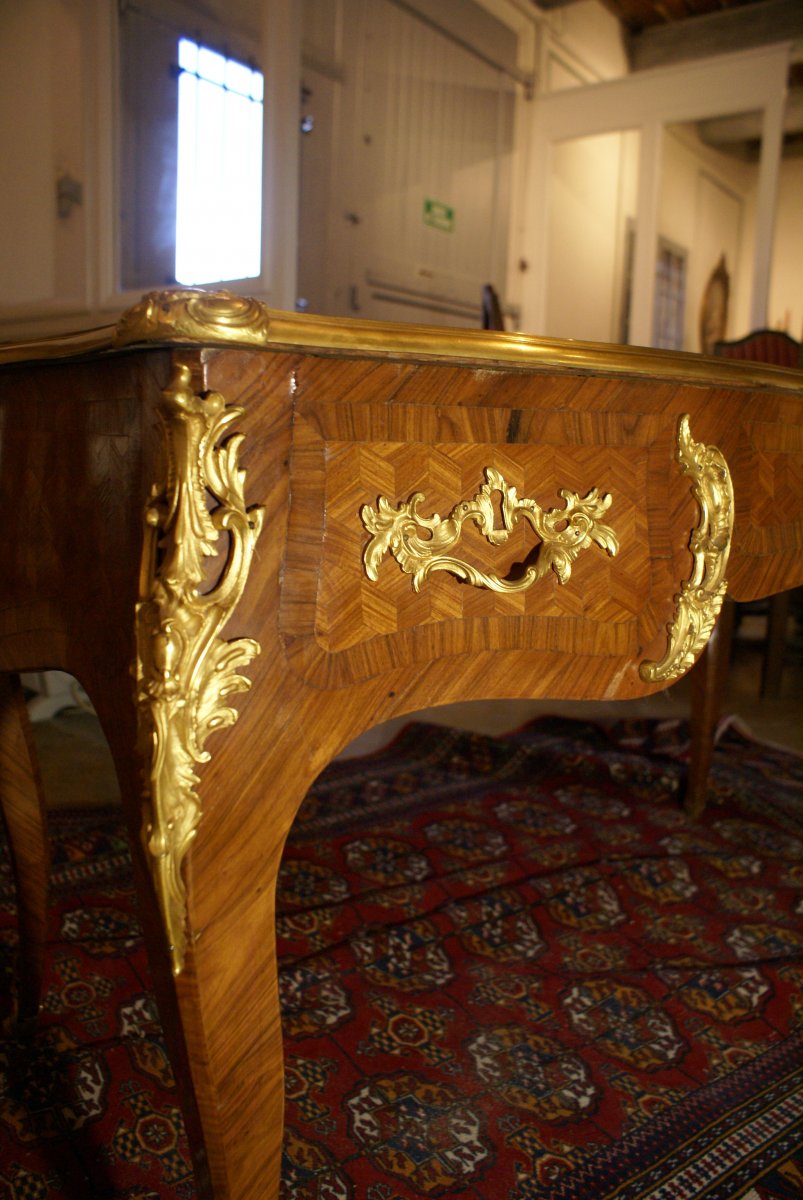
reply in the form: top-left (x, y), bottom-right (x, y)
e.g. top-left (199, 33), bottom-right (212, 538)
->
top-left (118, 5), bottom-right (263, 292)
top-left (652, 238), bottom-right (686, 351)
top-left (619, 225), bottom-right (687, 350)
top-left (175, 39), bottom-right (264, 285)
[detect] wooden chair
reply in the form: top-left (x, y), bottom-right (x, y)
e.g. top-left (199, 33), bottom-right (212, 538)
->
top-left (481, 283), bottom-right (505, 331)
top-left (714, 328), bottom-right (802, 370)
top-left (712, 329), bottom-right (802, 699)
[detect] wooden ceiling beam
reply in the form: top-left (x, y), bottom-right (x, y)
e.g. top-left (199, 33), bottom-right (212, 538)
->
top-left (628, 0), bottom-right (803, 70)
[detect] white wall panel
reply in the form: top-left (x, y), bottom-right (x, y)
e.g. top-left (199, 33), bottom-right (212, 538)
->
top-left (769, 157), bottom-right (803, 339)
top-left (0, 0), bottom-right (87, 311)
top-left (658, 125), bottom-right (752, 351)
top-left (309, 0), bottom-right (516, 324)
top-left (544, 130), bottom-right (638, 342)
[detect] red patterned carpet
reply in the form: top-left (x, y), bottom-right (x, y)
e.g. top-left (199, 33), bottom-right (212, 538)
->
top-left (1, 717), bottom-right (802, 1199)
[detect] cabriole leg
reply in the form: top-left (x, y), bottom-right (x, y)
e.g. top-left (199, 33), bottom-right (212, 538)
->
top-left (0, 672), bottom-right (50, 1029)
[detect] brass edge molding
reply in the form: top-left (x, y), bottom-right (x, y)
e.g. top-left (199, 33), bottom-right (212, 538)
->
top-left (640, 415), bottom-right (734, 685)
top-left (135, 360), bottom-right (265, 975)
top-left (265, 314), bottom-right (803, 390)
top-left (361, 467), bottom-right (619, 593)
top-left (115, 288), bottom-right (272, 348)
top-left (0, 324), bottom-right (117, 365)
top-left (112, 289), bottom-right (801, 389)
top-left (4, 289), bottom-right (800, 392)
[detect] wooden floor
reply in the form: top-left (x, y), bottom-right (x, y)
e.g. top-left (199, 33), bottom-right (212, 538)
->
top-left (29, 607), bottom-right (803, 810)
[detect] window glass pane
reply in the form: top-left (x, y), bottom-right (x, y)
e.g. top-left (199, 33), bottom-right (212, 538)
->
top-left (652, 239), bottom-right (687, 351)
top-left (197, 45), bottom-right (226, 86)
top-left (177, 37), bottom-right (197, 73)
top-left (225, 58), bottom-right (253, 98)
top-left (175, 38), bottom-right (264, 286)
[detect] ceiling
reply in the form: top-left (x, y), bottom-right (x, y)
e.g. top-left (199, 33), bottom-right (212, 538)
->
top-left (591, 0), bottom-right (767, 37)
top-left (532, 0), bottom-right (803, 154)
top-left (532, 0), bottom-right (803, 46)
top-left (533, 0), bottom-right (773, 36)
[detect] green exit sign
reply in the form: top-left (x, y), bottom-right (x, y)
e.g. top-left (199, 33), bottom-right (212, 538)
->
top-left (423, 198), bottom-right (455, 232)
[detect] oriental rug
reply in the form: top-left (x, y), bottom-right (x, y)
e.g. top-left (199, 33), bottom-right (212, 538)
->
top-left (0, 717), bottom-right (801, 1199)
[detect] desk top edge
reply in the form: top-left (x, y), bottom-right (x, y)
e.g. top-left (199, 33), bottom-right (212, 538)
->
top-left (1, 287), bottom-right (801, 393)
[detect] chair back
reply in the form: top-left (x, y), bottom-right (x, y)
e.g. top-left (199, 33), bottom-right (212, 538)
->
top-left (714, 329), bottom-right (802, 368)
top-left (481, 284), bottom-right (505, 332)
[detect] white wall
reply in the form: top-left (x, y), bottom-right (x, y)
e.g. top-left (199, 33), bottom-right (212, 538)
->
top-left (0, 0), bottom-right (88, 312)
top-left (501, 0), bottom-right (633, 332)
top-left (0, 0), bottom-right (55, 304)
top-left (543, 130), bottom-right (638, 343)
top-left (657, 126), bottom-right (802, 349)
top-left (769, 155), bottom-right (803, 339)
top-left (540, 0), bottom-right (629, 88)
top-left (520, 44), bottom-right (791, 346)
top-left (658, 124), bottom-right (756, 351)
top-left (0, 0), bottom-right (293, 338)
top-left (299, 0), bottom-right (518, 326)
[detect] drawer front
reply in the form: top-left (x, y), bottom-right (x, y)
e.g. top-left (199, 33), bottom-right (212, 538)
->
top-left (280, 357), bottom-right (700, 694)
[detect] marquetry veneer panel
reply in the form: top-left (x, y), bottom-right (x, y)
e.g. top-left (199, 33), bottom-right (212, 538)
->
top-left (278, 357), bottom-right (699, 690)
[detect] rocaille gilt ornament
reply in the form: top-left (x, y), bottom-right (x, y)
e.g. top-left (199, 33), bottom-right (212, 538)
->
top-left (640, 414), bottom-right (734, 684)
top-left (115, 287), bottom-right (272, 348)
top-left (135, 360), bottom-right (264, 975)
top-left (361, 467), bottom-right (619, 593)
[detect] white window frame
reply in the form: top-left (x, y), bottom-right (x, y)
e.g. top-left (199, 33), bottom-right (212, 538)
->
top-left (95, 0), bottom-right (300, 316)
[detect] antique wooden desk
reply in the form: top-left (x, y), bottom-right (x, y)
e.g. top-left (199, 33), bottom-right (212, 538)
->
top-left (1, 290), bottom-right (802, 1199)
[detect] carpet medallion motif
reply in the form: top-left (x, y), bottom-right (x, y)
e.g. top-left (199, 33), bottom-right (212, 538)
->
top-left (0, 716), bottom-right (801, 1198)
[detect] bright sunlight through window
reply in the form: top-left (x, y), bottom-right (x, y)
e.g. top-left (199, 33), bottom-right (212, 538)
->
top-left (175, 38), bottom-right (264, 286)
